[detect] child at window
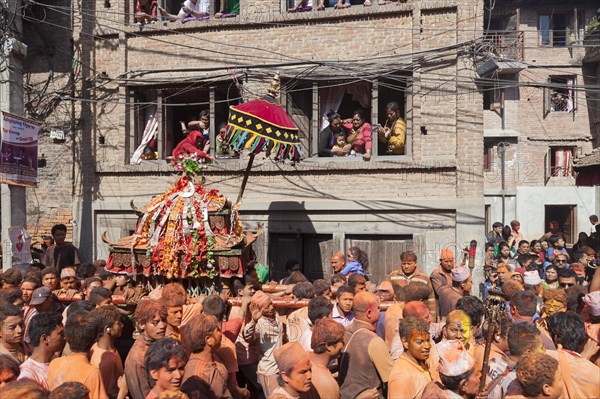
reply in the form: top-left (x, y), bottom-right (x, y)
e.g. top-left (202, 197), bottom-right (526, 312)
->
top-left (331, 133), bottom-right (351, 157)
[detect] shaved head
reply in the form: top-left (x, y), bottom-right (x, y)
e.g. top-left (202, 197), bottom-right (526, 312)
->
top-left (403, 301), bottom-right (429, 320)
top-left (352, 291), bottom-right (379, 314)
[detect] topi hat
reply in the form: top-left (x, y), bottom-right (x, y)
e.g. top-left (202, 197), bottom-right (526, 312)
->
top-left (437, 340), bottom-right (475, 377)
top-left (440, 248), bottom-right (455, 260)
top-left (451, 266), bottom-right (470, 283)
top-left (583, 291), bottom-right (600, 317)
top-left (60, 267), bottom-right (77, 279)
top-left (523, 271), bottom-right (542, 286)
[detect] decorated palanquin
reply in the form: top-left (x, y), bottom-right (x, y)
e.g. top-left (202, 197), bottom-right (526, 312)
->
top-left (105, 157), bottom-right (262, 280)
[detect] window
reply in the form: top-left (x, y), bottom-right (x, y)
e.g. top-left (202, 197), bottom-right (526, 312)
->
top-left (538, 10), bottom-right (584, 47)
top-left (286, 0), bottom-right (367, 12)
top-left (283, 76), bottom-right (408, 159)
top-left (132, 0), bottom-right (240, 24)
top-left (544, 76), bottom-right (576, 114)
top-left (483, 141), bottom-right (495, 171)
top-left (549, 147), bottom-right (575, 177)
top-left (129, 83), bottom-right (242, 161)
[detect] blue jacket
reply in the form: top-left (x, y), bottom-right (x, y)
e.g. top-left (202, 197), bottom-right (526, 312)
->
top-left (340, 261), bottom-right (364, 277)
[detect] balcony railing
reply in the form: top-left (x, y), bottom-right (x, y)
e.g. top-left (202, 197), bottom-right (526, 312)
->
top-left (485, 30), bottom-right (524, 62)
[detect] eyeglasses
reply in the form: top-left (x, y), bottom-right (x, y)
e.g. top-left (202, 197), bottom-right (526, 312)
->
top-left (555, 260), bottom-right (567, 263)
top-left (559, 282), bottom-right (575, 288)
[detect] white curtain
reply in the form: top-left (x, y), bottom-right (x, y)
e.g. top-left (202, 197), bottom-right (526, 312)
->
top-left (320, 81), bottom-right (371, 129)
top-left (130, 105), bottom-right (158, 164)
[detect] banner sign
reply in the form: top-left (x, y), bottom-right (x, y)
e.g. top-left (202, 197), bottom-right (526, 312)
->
top-left (0, 111), bottom-right (40, 187)
top-left (8, 226), bottom-right (32, 265)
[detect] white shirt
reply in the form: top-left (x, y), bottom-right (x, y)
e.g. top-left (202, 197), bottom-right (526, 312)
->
top-left (180, 0), bottom-right (209, 16)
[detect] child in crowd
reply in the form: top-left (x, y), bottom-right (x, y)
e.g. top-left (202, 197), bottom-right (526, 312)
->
top-left (545, 234), bottom-right (568, 262)
top-left (145, 338), bottom-right (187, 399)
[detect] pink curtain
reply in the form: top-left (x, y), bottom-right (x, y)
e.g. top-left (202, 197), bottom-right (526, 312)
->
top-left (554, 148), bottom-right (573, 177)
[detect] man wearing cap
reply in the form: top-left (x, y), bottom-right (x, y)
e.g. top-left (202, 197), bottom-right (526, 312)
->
top-left (422, 340), bottom-right (480, 399)
top-left (339, 291), bottom-right (393, 399)
top-left (437, 266), bottom-right (472, 319)
top-left (30, 287), bottom-right (64, 317)
top-left (523, 271), bottom-right (542, 296)
top-left (390, 251), bottom-right (437, 322)
top-left (430, 249), bottom-right (457, 301)
top-left (272, 342), bottom-right (319, 399)
top-left (428, 310), bottom-right (474, 383)
top-left (388, 317), bottom-right (432, 399)
top-left (52, 267), bottom-right (82, 302)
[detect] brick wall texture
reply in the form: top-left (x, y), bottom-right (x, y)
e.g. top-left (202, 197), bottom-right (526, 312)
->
top-left (18, 0), bottom-right (597, 266)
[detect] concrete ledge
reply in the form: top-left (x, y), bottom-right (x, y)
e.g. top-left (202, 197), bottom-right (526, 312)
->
top-left (96, 157), bottom-right (457, 174)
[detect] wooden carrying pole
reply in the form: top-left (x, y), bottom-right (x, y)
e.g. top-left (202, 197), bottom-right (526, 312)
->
top-left (478, 293), bottom-right (507, 395)
top-left (236, 153), bottom-right (255, 205)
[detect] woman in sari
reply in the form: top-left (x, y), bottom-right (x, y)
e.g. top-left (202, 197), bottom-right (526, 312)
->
top-left (172, 130), bottom-right (208, 159)
top-left (342, 109), bottom-right (372, 160)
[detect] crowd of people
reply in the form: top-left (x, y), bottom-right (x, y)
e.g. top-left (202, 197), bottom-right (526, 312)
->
top-left (133, 0), bottom-right (397, 23)
top-left (0, 219), bottom-right (599, 399)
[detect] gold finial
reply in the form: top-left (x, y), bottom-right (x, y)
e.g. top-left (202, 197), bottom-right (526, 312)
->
top-left (267, 72), bottom-right (280, 98)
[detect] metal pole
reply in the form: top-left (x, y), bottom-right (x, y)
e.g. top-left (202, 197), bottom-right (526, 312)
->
top-left (498, 142), bottom-right (506, 225)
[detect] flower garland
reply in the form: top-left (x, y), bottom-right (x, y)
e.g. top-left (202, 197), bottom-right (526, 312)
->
top-left (130, 154), bottom-right (244, 279)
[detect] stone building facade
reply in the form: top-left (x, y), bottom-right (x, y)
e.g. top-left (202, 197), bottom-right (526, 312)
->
top-left (20, 0), bottom-right (597, 282)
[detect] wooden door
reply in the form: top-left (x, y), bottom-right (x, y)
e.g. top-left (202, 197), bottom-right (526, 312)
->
top-left (345, 235), bottom-right (413, 283)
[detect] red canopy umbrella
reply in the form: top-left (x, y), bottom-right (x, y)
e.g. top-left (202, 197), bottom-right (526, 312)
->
top-left (225, 74), bottom-right (302, 162)
top-left (225, 74), bottom-right (302, 203)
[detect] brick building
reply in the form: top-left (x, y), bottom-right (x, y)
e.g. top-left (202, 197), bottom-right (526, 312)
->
top-left (18, 0), bottom-right (597, 282)
top-left (481, 1), bottom-right (599, 243)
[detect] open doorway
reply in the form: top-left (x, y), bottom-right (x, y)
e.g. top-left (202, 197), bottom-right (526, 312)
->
top-left (544, 205), bottom-right (576, 244)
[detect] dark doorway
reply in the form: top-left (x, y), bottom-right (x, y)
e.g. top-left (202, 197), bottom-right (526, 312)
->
top-left (545, 205), bottom-right (576, 244)
top-left (268, 233), bottom-right (335, 282)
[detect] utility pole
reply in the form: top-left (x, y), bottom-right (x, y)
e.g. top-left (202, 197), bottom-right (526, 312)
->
top-left (0, 0), bottom-right (27, 271)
